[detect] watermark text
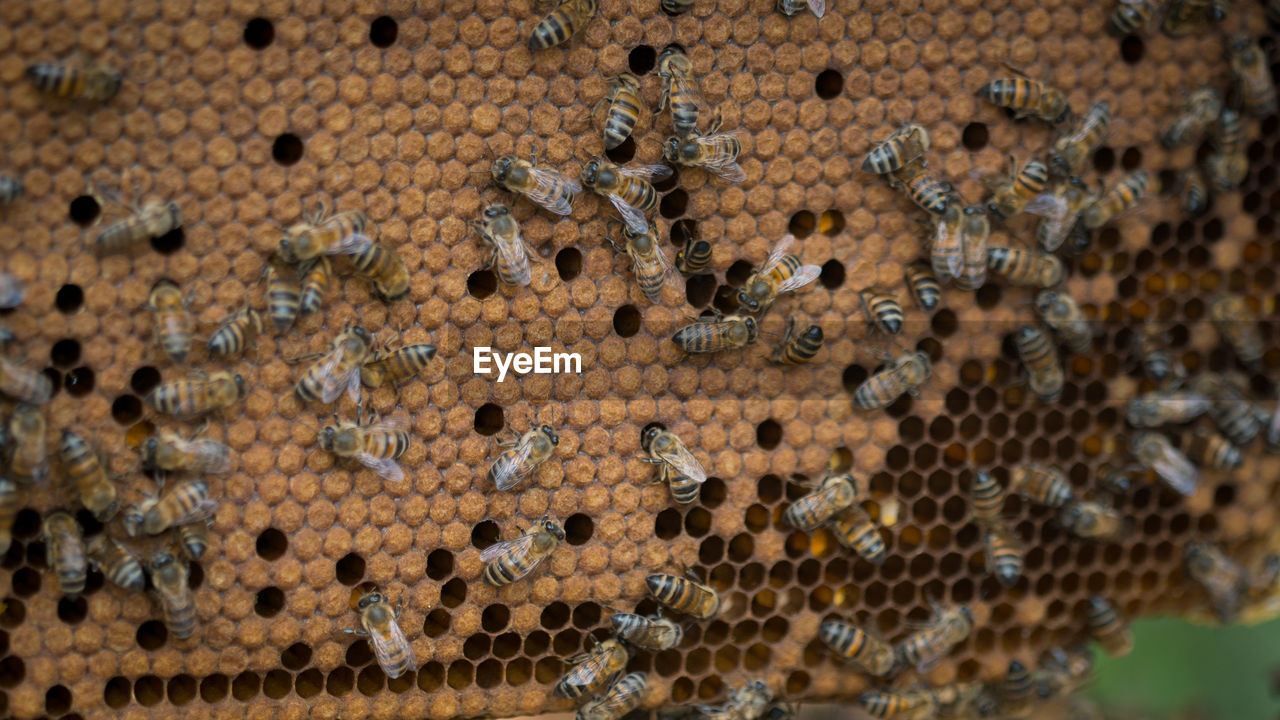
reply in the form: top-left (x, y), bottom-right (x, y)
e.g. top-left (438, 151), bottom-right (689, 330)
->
top-left (474, 347), bottom-right (582, 382)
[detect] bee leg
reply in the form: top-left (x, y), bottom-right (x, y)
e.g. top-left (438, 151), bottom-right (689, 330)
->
top-left (657, 85), bottom-right (670, 113)
top-left (343, 628), bottom-right (370, 637)
top-left (706, 109), bottom-right (724, 135)
top-left (1000, 60), bottom-right (1032, 78)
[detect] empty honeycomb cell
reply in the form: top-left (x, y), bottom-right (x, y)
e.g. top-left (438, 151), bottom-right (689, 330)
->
top-left (788, 210), bottom-right (816, 237)
top-left (135, 620), bottom-right (167, 650)
top-left (55, 595), bottom-right (87, 625)
top-left (103, 676), bottom-right (130, 708)
top-left (818, 259), bottom-right (845, 289)
top-left (256, 528), bottom-right (289, 561)
top-left (10, 569), bottom-right (38, 598)
top-left (347, 640), bottom-right (374, 667)
top-left (49, 338), bottom-right (81, 367)
top-left (64, 367), bottom-right (94, 396)
top-left (962, 122), bottom-right (989, 150)
top-left (133, 675), bottom-right (164, 706)
top-left (54, 284), bottom-right (84, 314)
top-left (660, 189), bottom-right (689, 219)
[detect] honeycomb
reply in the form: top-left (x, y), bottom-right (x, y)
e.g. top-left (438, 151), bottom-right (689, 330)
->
top-left (0, 0), bottom-right (1279, 716)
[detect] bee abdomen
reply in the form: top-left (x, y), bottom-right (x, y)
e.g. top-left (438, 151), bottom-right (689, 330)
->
top-left (483, 557), bottom-right (523, 586)
top-left (26, 63), bottom-right (86, 98)
top-left (771, 324), bottom-right (824, 365)
top-left (604, 97), bottom-right (643, 149)
top-left (528, 1), bottom-right (589, 50)
top-left (667, 473), bottom-right (701, 504)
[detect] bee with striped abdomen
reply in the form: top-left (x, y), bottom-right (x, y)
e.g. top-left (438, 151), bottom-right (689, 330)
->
top-left (828, 504), bottom-right (886, 565)
top-left (298, 257), bottom-right (331, 316)
top-left (887, 158), bottom-right (952, 216)
top-left (608, 225), bottom-right (677, 303)
top-left (584, 158), bottom-right (673, 234)
top-left (985, 524), bottom-right (1023, 587)
top-left (1180, 167), bottom-right (1210, 217)
top-left (969, 471), bottom-right (1006, 526)
top-left (903, 261), bottom-right (940, 311)
top-left (988, 247), bottom-right (1064, 288)
top-left (1137, 320), bottom-right (1183, 386)
top-left (1125, 389), bottom-right (1210, 427)
top-left (1194, 374), bottom-right (1266, 446)
top-left (59, 429), bottom-right (118, 521)
top-left (598, 74), bottom-right (644, 151)
top-left (1108, 0), bottom-right (1156, 34)
top-left (736, 234), bottom-right (821, 314)
top-left (1085, 597), bottom-right (1133, 657)
top-left (175, 523), bottom-right (210, 560)
top-left (1131, 431), bottom-right (1198, 496)
top-left (554, 636), bottom-right (629, 699)
top-left (146, 280), bottom-right (194, 364)
top-left (528, 0), bottom-right (597, 49)
top-left (1208, 294), bottom-right (1263, 365)
top-left (857, 688), bottom-right (935, 720)
top-left (86, 535), bottom-right (145, 592)
top-left (1082, 170), bottom-right (1148, 229)
top-left (853, 352), bottom-right (931, 410)
top-left (1184, 429), bottom-right (1242, 470)
top-left (320, 411), bottom-right (411, 483)
top-left (611, 611), bottom-right (683, 650)
top-left (642, 425), bottom-right (707, 504)
top-left (347, 586), bottom-right (416, 679)
top-left (894, 600), bottom-right (974, 671)
top-left (141, 429), bottom-right (232, 477)
top-left (124, 477), bottom-right (217, 537)
top-left (1184, 541), bottom-right (1247, 622)
top-left (293, 326), bottom-right (373, 405)
top-left (93, 187), bottom-right (182, 256)
top-left (1035, 290), bottom-right (1091, 355)
top-left (860, 291), bottom-right (904, 335)
top-left (647, 569), bottom-right (721, 620)
top-left (276, 199), bottom-right (371, 264)
top-left (710, 680), bottom-right (773, 720)
top-left (672, 313), bottom-right (758, 354)
top-left (26, 56), bottom-right (122, 102)
top-left (1014, 325), bottom-right (1064, 402)
top-left (361, 338), bottom-right (437, 389)
top-left (770, 317), bottom-right (824, 365)
top-left (0, 478), bottom-right (19, 555)
top-left (146, 370), bottom-right (245, 420)
top-left (1162, 0), bottom-right (1216, 34)
top-left (207, 305), bottom-right (263, 358)
top-left (1027, 176), bottom-right (1091, 252)
top-left (674, 222), bottom-right (712, 275)
top-left (473, 203), bottom-right (534, 288)
top-left (956, 205), bottom-right (990, 291)
top-left (1229, 36), bottom-right (1277, 116)
top-left (1059, 499), bottom-right (1126, 541)
top-left (1048, 101), bottom-right (1111, 176)
top-left (818, 619), bottom-right (895, 676)
top-left (149, 550), bottom-right (197, 639)
top-left (929, 205), bottom-right (963, 283)
top-left (264, 259), bottom-right (301, 332)
top-left (1037, 646), bottom-right (1095, 699)
top-left (977, 70), bottom-right (1072, 124)
top-left (777, 0), bottom-right (825, 18)
top-left (862, 124), bottom-right (930, 175)
top-left (658, 46), bottom-right (707, 139)
top-left (43, 510), bottom-right (87, 595)
top-left (350, 240), bottom-right (409, 300)
top-left (783, 473), bottom-right (861, 531)
top-left (664, 124), bottom-right (746, 183)
top-left (1161, 88), bottom-right (1221, 149)
top-left (1206, 108), bottom-right (1248, 191)
top-left (0, 355), bottom-right (52, 405)
top-left (1001, 660), bottom-right (1034, 719)
top-left (488, 424), bottom-right (559, 491)
top-left (1012, 462), bottom-right (1074, 507)
top-left (578, 672), bottom-right (648, 720)
top-left (491, 151), bottom-right (582, 216)
top-left (0, 176), bottom-right (23, 208)
top-left (7, 404), bottom-right (48, 485)
top-left (989, 156), bottom-right (1050, 218)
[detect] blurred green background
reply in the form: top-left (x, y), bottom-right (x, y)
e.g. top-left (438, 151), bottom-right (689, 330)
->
top-left (1089, 617), bottom-right (1280, 719)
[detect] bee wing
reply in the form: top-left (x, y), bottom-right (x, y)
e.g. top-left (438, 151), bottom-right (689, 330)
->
top-left (356, 452), bottom-right (405, 483)
top-left (480, 532), bottom-right (538, 563)
top-left (608, 195), bottom-right (653, 236)
top-left (492, 440), bottom-right (537, 491)
top-left (329, 232), bottom-right (373, 256)
top-left (316, 344), bottom-right (349, 404)
top-left (807, 0), bottom-right (825, 16)
top-left (671, 72), bottom-right (712, 123)
top-left (369, 619), bottom-right (417, 678)
top-left (759, 234), bottom-right (797, 276)
top-left (190, 439), bottom-right (233, 474)
top-left (527, 166), bottom-right (582, 216)
top-left (657, 442), bottom-right (707, 484)
top-left (777, 264), bottom-right (822, 294)
top-left (179, 496), bottom-right (219, 526)
top-left (561, 649), bottom-right (614, 691)
top-left (1023, 191), bottom-right (1068, 219)
top-left (346, 366), bottom-right (363, 406)
top-left (495, 231), bottom-right (534, 278)
top-left (652, 243), bottom-right (684, 292)
top-left (696, 133), bottom-right (748, 182)
top-left (617, 164), bottom-right (674, 182)
top-left (1152, 450), bottom-right (1198, 496)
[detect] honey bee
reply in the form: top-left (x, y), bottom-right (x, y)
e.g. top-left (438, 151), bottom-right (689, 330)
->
top-left (736, 235), bottom-right (821, 314)
top-left (1266, 393), bottom-right (1280, 454)
top-left (663, 126), bottom-right (747, 183)
top-left (265, 259), bottom-right (300, 333)
top-left (828, 504), bottom-right (887, 565)
top-left (488, 424), bottom-right (559, 491)
top-left (1162, 0), bottom-right (1218, 34)
top-left (578, 672), bottom-right (649, 720)
top-left (293, 326), bottom-right (373, 405)
top-left (777, 0), bottom-right (825, 17)
top-left (146, 280), bottom-right (194, 364)
top-left (1194, 373), bottom-right (1266, 446)
top-left (1206, 108), bottom-right (1248, 191)
top-left (783, 473), bottom-right (861, 530)
top-left (1037, 646), bottom-right (1095, 699)
top-left (554, 636), bottom-right (629, 699)
top-left (347, 586), bottom-right (416, 679)
top-left (1179, 167), bottom-right (1210, 217)
top-left (894, 600), bottom-right (974, 671)
top-left (1137, 320), bottom-right (1183, 385)
top-left (1082, 170), bottom-right (1148, 229)
top-left (491, 151), bottom-right (582, 216)
top-left (361, 339), bottom-right (437, 389)
top-left (1001, 660), bottom-right (1034, 719)
top-left (598, 74), bottom-right (644, 151)
top-left (672, 313), bottom-right (759, 354)
top-left (1059, 499), bottom-right (1126, 541)
top-left (853, 352), bottom-right (932, 410)
top-left (0, 478), bottom-right (19, 554)
top-left (707, 680), bottom-right (773, 720)
top-left (7, 404), bottom-right (48, 485)
top-left (86, 535), bottom-right (145, 592)
top-left (1229, 36), bottom-right (1277, 117)
top-left (528, 0), bottom-right (597, 50)
top-left (1131, 431), bottom-right (1197, 496)
top-left (1184, 541), bottom-right (1247, 621)
top-left (642, 425), bottom-right (707, 504)
top-left (818, 619), bottom-right (895, 676)
top-left (1011, 462), bottom-right (1074, 507)
top-left (207, 305), bottom-right (263, 358)
top-left (661, 0), bottom-right (694, 13)
top-left (59, 429), bottom-right (118, 521)
top-left (933, 682), bottom-right (998, 719)
top-left (319, 412), bottom-right (410, 483)
top-left (473, 203), bottom-right (534, 288)
top-left (146, 370), bottom-right (246, 419)
top-left (1108, 0), bottom-right (1156, 34)
top-left (123, 477), bottom-right (217, 537)
top-left (1161, 88), bottom-right (1221, 149)
top-left (969, 470), bottom-right (1006, 525)
top-left (1208, 294), bottom-right (1263, 365)
top-left (858, 291), bottom-right (903, 335)
top-left (277, 201), bottom-right (371, 264)
top-left (1014, 325), bottom-right (1064, 402)
top-left (857, 687), bottom-right (935, 720)
top-left (584, 159), bottom-right (673, 234)
top-left (610, 611), bottom-right (683, 650)
top-left (647, 569), bottom-right (721, 619)
top-left (1182, 430), bottom-right (1241, 470)
top-left (658, 46), bottom-right (707, 139)
top-left (1027, 176), bottom-right (1091, 252)
top-left (175, 523), bottom-right (210, 560)
top-left (94, 198), bottom-right (183, 256)
top-left (977, 70), bottom-right (1072, 124)
top-left (0, 176), bottom-right (24, 208)
top-left (25, 56), bottom-right (122, 102)
top-left (43, 510), bottom-right (87, 595)
top-left (887, 158), bottom-right (952, 216)
top-left (141, 429), bottom-right (233, 477)
top-left (1125, 390), bottom-right (1210, 427)
top-left (903, 261), bottom-right (941, 311)
top-left (956, 205), bottom-right (990, 291)
top-left (351, 241), bottom-right (410, 300)
top-left (609, 225), bottom-right (677, 303)
top-left (770, 317), bottom-right (824, 365)
top-left (149, 550), bottom-right (197, 639)
top-left (861, 124), bottom-right (930, 175)
top-left (1085, 596), bottom-right (1132, 657)
top-left (1048, 100), bottom-right (1111, 176)
top-left (1034, 291), bottom-right (1091, 355)
top-left (929, 205), bottom-right (963, 283)
top-left (989, 156), bottom-right (1050, 218)
top-left (985, 524), bottom-right (1023, 587)
top-left (482, 514), bottom-right (564, 586)
top-left (674, 223), bottom-right (713, 275)
top-left (0, 273), bottom-right (22, 311)
top-left (298, 257), bottom-right (331, 316)
top-left (987, 247), bottom-right (1064, 288)
top-left (0, 356), bottom-right (53, 405)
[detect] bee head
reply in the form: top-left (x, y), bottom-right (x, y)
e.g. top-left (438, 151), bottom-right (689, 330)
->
top-left (484, 203), bottom-right (509, 219)
top-left (540, 425), bottom-right (559, 445)
top-left (743, 316), bottom-right (758, 340)
top-left (231, 373), bottom-right (247, 397)
top-left (627, 227), bottom-right (652, 251)
top-left (662, 137), bottom-right (681, 163)
top-left (491, 155), bottom-right (515, 183)
top-left (319, 426), bottom-right (336, 450)
top-left (582, 159), bottom-right (601, 186)
top-left (142, 436), bottom-right (159, 461)
top-left (358, 591), bottom-right (383, 609)
top-left (640, 424), bottom-right (664, 452)
top-left (543, 517), bottom-right (565, 540)
top-left (958, 605), bottom-right (974, 624)
top-left (963, 204), bottom-right (986, 217)
top-left (149, 551), bottom-right (175, 571)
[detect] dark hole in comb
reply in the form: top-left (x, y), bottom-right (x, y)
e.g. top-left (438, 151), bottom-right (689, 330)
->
top-left (347, 638), bottom-right (374, 666)
top-left (629, 45), bottom-right (656, 74)
top-left (134, 675), bottom-right (163, 706)
top-left (660, 188), bottom-right (689, 218)
top-left (473, 403), bottom-right (503, 435)
top-left (962, 122), bottom-right (989, 150)
top-left (726, 260), bottom-right (754, 287)
top-left (756, 419), bottom-right (782, 450)
top-left (471, 520), bottom-right (500, 551)
top-left (50, 338), bottom-right (80, 367)
top-left (564, 513), bottom-right (594, 545)
top-left (111, 395), bottom-right (142, 424)
top-left (325, 668), bottom-right (354, 697)
top-left (842, 364), bottom-right (868, 393)
top-left (200, 673), bottom-right (229, 703)
top-left (68, 195), bottom-right (100, 226)
top-left (55, 284), bottom-right (84, 312)
top-left (820, 259), bottom-right (845, 288)
top-left (604, 136), bottom-right (637, 164)
top-left (1092, 147), bottom-right (1115, 173)
top-left (613, 304), bottom-right (642, 337)
top-left (1121, 147), bottom-right (1143, 170)
top-left (65, 366), bottom-right (94, 396)
top-left (150, 227), bottom-right (184, 254)
top-left (272, 133), bottom-right (304, 166)
top-left (136, 619), bottom-right (168, 649)
top-left (45, 684), bottom-right (70, 714)
top-left (976, 283), bottom-right (1002, 309)
top-left (685, 274), bottom-right (716, 307)
top-left (788, 210), bottom-right (815, 238)
top-left (264, 669), bottom-right (292, 699)
top-left (56, 595), bottom-right (87, 624)
top-left (254, 586), bottom-right (285, 617)
top-left (369, 16), bottom-right (398, 47)
top-left (655, 508), bottom-right (682, 539)
top-left (427, 548), bottom-right (454, 580)
top-left (1120, 35), bottom-right (1144, 63)
top-left (281, 642), bottom-right (312, 670)
top-left (255, 528), bottom-right (288, 560)
top-left (555, 247), bottom-right (582, 281)
top-left (41, 368), bottom-right (62, 398)
top-left (653, 165), bottom-right (679, 192)
top-left (335, 553), bottom-right (366, 585)
top-left (0, 597), bottom-right (23, 626)
top-left (932, 308), bottom-right (958, 337)
top-left (168, 674), bottom-right (197, 705)
top-left (815, 69), bottom-right (843, 99)
top-left (243, 18), bottom-right (274, 49)
top-left (467, 269), bottom-right (497, 299)
top-left (424, 608), bottom-right (452, 637)
top-left (232, 671), bottom-right (260, 700)
top-left (130, 366), bottom-right (161, 395)
top-left (103, 676), bottom-right (130, 708)
top-left (482, 604), bottom-right (511, 632)
top-left (712, 284), bottom-right (740, 314)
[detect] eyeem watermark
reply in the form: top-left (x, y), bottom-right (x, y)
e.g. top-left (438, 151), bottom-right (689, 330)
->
top-left (474, 347), bottom-right (582, 382)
